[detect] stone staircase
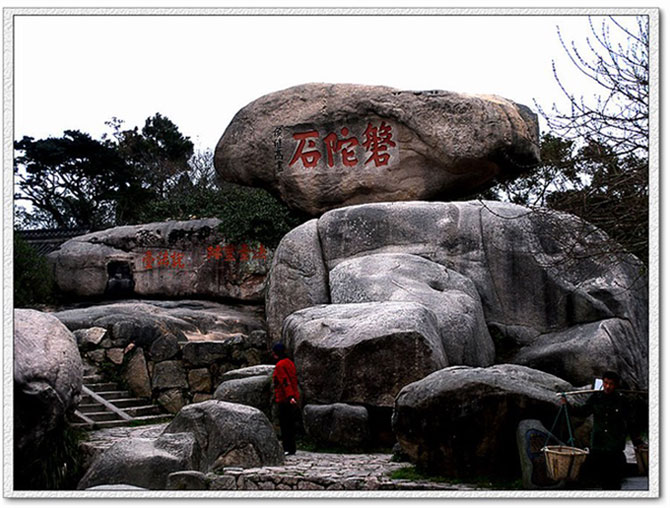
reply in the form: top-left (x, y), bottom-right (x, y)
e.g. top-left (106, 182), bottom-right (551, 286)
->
top-left (72, 364), bottom-right (173, 430)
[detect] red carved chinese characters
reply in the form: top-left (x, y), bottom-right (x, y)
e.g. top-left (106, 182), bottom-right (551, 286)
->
top-left (324, 128), bottom-right (360, 167)
top-left (142, 251), bottom-right (155, 270)
top-left (142, 250), bottom-right (186, 270)
top-left (171, 252), bottom-right (185, 269)
top-left (157, 250), bottom-right (170, 268)
top-left (238, 243), bottom-right (251, 262)
top-left (207, 245), bottom-right (223, 260)
top-left (362, 121), bottom-right (396, 167)
top-left (142, 243), bottom-right (268, 272)
top-left (205, 243), bottom-right (268, 264)
top-left (252, 244), bottom-right (267, 261)
top-left (223, 244), bottom-right (236, 262)
top-left (289, 130), bottom-right (321, 168)
top-left (287, 123), bottom-right (395, 169)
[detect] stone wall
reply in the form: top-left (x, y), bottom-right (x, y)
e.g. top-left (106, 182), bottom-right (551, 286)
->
top-left (81, 329), bottom-right (270, 413)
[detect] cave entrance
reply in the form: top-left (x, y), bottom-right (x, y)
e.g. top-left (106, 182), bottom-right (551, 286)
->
top-left (105, 261), bottom-right (135, 297)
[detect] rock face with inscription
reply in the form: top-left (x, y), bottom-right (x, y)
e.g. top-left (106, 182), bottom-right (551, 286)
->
top-left (215, 83), bottom-right (540, 215)
top-left (47, 219), bottom-right (272, 301)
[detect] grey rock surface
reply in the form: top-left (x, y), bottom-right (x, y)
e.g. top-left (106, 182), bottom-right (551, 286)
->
top-left (303, 403), bottom-right (370, 448)
top-left (213, 375), bottom-right (273, 417)
top-left (392, 364), bottom-right (573, 478)
top-left (163, 400), bottom-right (283, 471)
top-left (215, 83), bottom-right (540, 215)
top-left (330, 253), bottom-right (494, 366)
top-left (14, 309), bottom-right (83, 458)
top-left (53, 299), bottom-right (265, 346)
top-left (157, 388), bottom-right (188, 414)
top-left (267, 201), bottom-right (648, 390)
top-left (265, 220), bottom-right (329, 344)
top-left (511, 318), bottom-right (644, 388)
top-left (219, 365), bottom-right (275, 382)
top-left (78, 433), bottom-right (199, 490)
top-left (47, 219), bottom-right (272, 301)
top-left (283, 302), bottom-right (447, 407)
top-left (74, 327), bottom-right (107, 350)
top-left (166, 470), bottom-right (210, 490)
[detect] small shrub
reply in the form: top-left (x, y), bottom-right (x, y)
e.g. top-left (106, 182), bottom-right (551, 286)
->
top-left (138, 183), bottom-right (308, 248)
top-left (14, 424), bottom-right (87, 490)
top-left (13, 233), bottom-right (57, 307)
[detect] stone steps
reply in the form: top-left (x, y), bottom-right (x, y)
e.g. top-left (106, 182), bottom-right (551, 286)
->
top-left (75, 414), bottom-right (173, 430)
top-left (73, 363), bottom-right (172, 430)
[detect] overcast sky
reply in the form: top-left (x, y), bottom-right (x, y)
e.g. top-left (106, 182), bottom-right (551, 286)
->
top-left (12, 9), bottom-right (648, 152)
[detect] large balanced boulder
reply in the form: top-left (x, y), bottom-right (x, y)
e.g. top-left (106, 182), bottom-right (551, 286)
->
top-left (78, 433), bottom-right (198, 490)
top-left (330, 253), bottom-right (494, 366)
top-left (266, 201), bottom-right (648, 390)
top-left (162, 400), bottom-right (283, 470)
top-left (14, 309), bottom-right (83, 481)
top-left (392, 364), bottom-right (573, 479)
top-left (283, 301), bottom-right (447, 407)
top-left (215, 83), bottom-right (540, 215)
top-left (47, 219), bottom-right (272, 301)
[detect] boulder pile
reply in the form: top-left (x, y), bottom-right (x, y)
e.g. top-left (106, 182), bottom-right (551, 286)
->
top-left (264, 200), bottom-right (648, 471)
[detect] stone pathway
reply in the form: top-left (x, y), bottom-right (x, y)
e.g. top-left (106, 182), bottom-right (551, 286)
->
top-left (80, 424), bottom-right (648, 492)
top-left (202, 451), bottom-right (479, 491)
top-left (80, 424), bottom-right (477, 491)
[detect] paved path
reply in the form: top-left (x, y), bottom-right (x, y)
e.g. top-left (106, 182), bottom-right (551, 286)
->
top-left (80, 424), bottom-right (648, 492)
top-left (202, 450), bottom-right (479, 491)
top-left (80, 424), bottom-right (478, 491)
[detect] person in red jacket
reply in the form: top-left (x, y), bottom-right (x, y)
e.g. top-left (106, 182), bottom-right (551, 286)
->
top-left (272, 343), bottom-right (299, 455)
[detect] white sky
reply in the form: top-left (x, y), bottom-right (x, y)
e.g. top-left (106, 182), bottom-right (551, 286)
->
top-left (11, 8), bottom-right (648, 151)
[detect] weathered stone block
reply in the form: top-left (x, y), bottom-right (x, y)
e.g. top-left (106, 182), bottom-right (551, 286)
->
top-left (188, 368), bottom-right (212, 393)
top-left (152, 361), bottom-right (188, 390)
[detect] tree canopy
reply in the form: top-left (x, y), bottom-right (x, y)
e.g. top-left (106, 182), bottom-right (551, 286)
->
top-left (14, 115), bottom-right (306, 248)
top-left (14, 113), bottom-right (194, 230)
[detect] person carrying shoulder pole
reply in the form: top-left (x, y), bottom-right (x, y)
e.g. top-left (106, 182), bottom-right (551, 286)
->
top-left (271, 343), bottom-right (300, 456)
top-left (560, 370), bottom-right (645, 490)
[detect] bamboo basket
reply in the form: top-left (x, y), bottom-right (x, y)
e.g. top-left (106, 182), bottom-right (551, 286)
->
top-left (635, 445), bottom-right (648, 475)
top-left (542, 445), bottom-right (589, 481)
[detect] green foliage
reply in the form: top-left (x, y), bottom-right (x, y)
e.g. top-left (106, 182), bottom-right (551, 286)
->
top-left (14, 130), bottom-right (130, 229)
top-left (138, 179), bottom-right (308, 249)
top-left (14, 113), bottom-right (195, 230)
top-left (14, 424), bottom-right (87, 490)
top-left (13, 233), bottom-right (57, 307)
top-left (478, 133), bottom-right (648, 265)
top-left (105, 113), bottom-right (194, 201)
top-left (15, 115), bottom-right (305, 247)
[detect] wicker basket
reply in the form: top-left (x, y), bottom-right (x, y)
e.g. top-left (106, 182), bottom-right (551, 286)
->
top-left (542, 445), bottom-right (589, 481)
top-left (635, 445), bottom-right (648, 475)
